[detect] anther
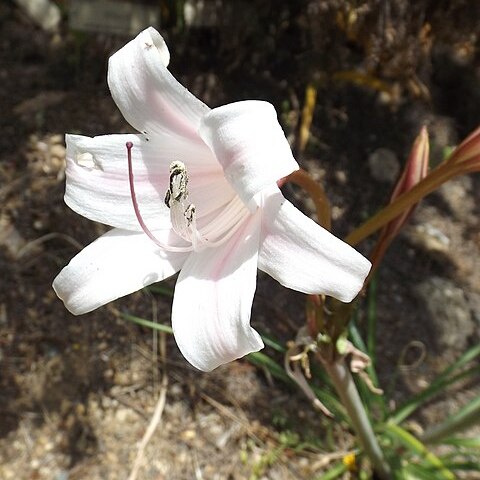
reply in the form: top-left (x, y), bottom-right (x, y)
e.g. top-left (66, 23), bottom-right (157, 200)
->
top-left (184, 204), bottom-right (195, 227)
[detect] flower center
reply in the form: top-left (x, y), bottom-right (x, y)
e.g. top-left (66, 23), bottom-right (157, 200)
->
top-left (127, 142), bottom-right (249, 253)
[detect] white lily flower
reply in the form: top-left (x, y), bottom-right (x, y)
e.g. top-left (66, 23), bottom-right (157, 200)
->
top-left (53, 27), bottom-right (371, 372)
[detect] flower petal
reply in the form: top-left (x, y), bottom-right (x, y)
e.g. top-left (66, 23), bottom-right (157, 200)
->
top-left (65, 134), bottom-right (234, 231)
top-left (53, 229), bottom-right (189, 315)
top-left (171, 214), bottom-right (264, 371)
top-left (108, 27), bottom-right (210, 145)
top-left (258, 189), bottom-right (371, 302)
top-left (199, 101), bottom-right (299, 209)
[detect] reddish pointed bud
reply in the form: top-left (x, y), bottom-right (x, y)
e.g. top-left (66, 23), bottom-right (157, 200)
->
top-left (447, 125), bottom-right (480, 172)
top-left (369, 127), bottom-right (429, 274)
top-left (388, 126), bottom-right (429, 232)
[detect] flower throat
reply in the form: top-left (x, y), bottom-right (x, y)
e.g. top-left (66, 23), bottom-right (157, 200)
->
top-left (126, 142), bottom-right (248, 252)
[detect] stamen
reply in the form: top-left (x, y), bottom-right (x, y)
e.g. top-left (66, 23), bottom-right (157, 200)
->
top-left (164, 160), bottom-right (207, 248)
top-left (126, 142), bottom-right (191, 253)
top-left (128, 143), bottom-right (250, 253)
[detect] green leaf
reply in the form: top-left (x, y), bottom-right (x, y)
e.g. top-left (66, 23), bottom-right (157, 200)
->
top-left (246, 353), bottom-right (346, 421)
top-left (367, 277), bottom-right (377, 364)
top-left (259, 333), bottom-right (286, 353)
top-left (403, 462), bottom-right (443, 480)
top-left (120, 312), bottom-right (173, 334)
top-left (441, 436), bottom-right (480, 449)
top-left (314, 461), bottom-right (347, 480)
top-left (384, 423), bottom-right (455, 480)
top-left (422, 395), bottom-right (480, 444)
top-left (389, 343), bottom-right (480, 424)
top-left (146, 282), bottom-right (174, 297)
top-left (438, 461), bottom-right (480, 471)
top-left (246, 352), bottom-right (290, 383)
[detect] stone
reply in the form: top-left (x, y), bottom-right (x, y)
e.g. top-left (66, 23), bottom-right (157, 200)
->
top-left (368, 148), bottom-right (400, 183)
top-left (14, 0), bottom-right (61, 31)
top-left (415, 277), bottom-right (475, 351)
top-left (411, 223), bottom-right (450, 254)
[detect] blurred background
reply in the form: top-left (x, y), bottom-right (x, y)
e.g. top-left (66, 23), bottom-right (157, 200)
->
top-left (0, 1), bottom-right (479, 478)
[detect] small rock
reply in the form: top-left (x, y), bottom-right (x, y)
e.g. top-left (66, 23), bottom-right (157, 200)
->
top-left (428, 115), bottom-right (458, 165)
top-left (415, 277), bottom-right (475, 351)
top-left (333, 169), bottom-right (347, 185)
top-left (368, 148), bottom-right (400, 183)
top-left (115, 408), bottom-right (135, 423)
top-left (438, 176), bottom-right (474, 221)
top-left (411, 223), bottom-right (450, 253)
top-left (14, 0), bottom-right (61, 32)
top-left (180, 429), bottom-right (196, 441)
top-left (0, 220), bottom-right (27, 258)
top-left (50, 143), bottom-right (66, 160)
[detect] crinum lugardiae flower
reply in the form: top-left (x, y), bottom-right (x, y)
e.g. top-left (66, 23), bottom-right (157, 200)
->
top-left (53, 28), bottom-right (371, 372)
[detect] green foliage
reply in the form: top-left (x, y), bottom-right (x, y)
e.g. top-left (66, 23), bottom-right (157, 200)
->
top-left (122, 279), bottom-right (480, 478)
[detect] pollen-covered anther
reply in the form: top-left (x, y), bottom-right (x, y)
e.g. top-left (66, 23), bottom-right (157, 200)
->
top-left (167, 161), bottom-right (189, 204)
top-left (165, 161), bottom-right (200, 244)
top-left (184, 204), bottom-right (196, 227)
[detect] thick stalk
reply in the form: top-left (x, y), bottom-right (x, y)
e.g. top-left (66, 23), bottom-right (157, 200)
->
top-left (324, 359), bottom-right (391, 479)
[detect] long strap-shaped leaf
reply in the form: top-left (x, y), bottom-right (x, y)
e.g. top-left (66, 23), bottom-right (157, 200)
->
top-left (422, 395), bottom-right (480, 444)
top-left (384, 423), bottom-right (455, 480)
top-left (389, 343), bottom-right (480, 424)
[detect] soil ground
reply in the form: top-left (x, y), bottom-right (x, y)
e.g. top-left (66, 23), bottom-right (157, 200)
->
top-left (0, 2), bottom-right (479, 479)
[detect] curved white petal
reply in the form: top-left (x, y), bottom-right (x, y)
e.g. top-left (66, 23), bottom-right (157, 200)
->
top-left (171, 214), bottom-right (264, 371)
top-left (258, 189), bottom-right (371, 302)
top-left (108, 27), bottom-right (211, 149)
top-left (199, 101), bottom-right (299, 209)
top-left (65, 134), bottom-right (234, 231)
top-left (53, 229), bottom-right (189, 315)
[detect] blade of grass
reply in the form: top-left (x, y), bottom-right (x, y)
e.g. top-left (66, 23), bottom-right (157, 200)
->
top-left (436, 450), bottom-right (480, 462)
top-left (315, 461), bottom-right (347, 480)
top-left (436, 460), bottom-right (480, 471)
top-left (246, 352), bottom-right (346, 420)
top-left (259, 332), bottom-right (286, 353)
top-left (247, 351), bottom-right (291, 383)
top-left (390, 364), bottom-right (480, 425)
top-left (120, 312), bottom-right (345, 420)
top-left (441, 436), bottom-right (480, 449)
top-left (120, 312), bottom-right (173, 334)
top-left (431, 342), bottom-right (480, 383)
top-left (146, 283), bottom-right (174, 297)
top-left (366, 277), bottom-right (377, 364)
top-left (120, 312), bottom-right (285, 354)
top-left (384, 423), bottom-right (455, 480)
top-left (389, 343), bottom-right (480, 424)
top-left (403, 462), bottom-right (443, 480)
top-left (422, 395), bottom-right (480, 444)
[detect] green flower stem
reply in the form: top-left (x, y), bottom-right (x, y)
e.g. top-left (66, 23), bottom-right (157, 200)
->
top-left (324, 358), bottom-right (391, 479)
